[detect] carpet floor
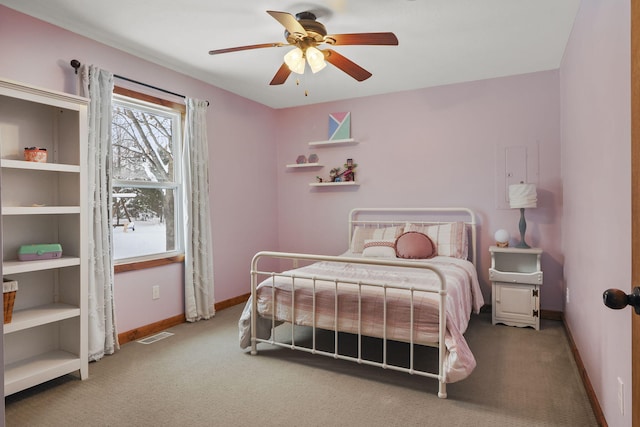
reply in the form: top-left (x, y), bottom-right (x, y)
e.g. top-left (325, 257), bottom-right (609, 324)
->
top-left (5, 304), bottom-right (598, 426)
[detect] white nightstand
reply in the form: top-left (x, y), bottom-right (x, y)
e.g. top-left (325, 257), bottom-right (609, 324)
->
top-left (489, 246), bottom-right (543, 330)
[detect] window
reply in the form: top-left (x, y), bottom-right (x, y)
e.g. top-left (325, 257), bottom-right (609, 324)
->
top-left (111, 90), bottom-right (184, 262)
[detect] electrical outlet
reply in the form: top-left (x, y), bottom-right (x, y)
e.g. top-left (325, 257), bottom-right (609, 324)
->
top-left (618, 377), bottom-right (624, 415)
top-left (152, 285), bottom-right (160, 300)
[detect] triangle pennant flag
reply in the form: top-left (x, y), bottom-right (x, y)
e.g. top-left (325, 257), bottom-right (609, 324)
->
top-left (329, 112), bottom-right (351, 140)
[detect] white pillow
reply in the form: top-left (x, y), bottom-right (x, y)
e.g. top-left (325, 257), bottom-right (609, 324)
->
top-left (350, 226), bottom-right (404, 253)
top-left (362, 239), bottom-right (396, 258)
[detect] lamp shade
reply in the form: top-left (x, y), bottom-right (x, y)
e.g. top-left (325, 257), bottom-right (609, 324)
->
top-left (306, 46), bottom-right (327, 73)
top-left (509, 183), bottom-right (537, 209)
top-left (494, 229), bottom-right (510, 244)
top-left (284, 47), bottom-right (305, 74)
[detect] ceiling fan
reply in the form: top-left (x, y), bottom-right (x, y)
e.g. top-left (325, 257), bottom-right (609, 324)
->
top-left (208, 10), bottom-right (398, 85)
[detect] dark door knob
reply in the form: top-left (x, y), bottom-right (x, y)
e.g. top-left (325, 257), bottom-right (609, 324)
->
top-left (603, 287), bottom-right (640, 314)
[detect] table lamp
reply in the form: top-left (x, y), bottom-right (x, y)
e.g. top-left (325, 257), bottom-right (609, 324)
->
top-left (509, 183), bottom-right (537, 249)
top-left (494, 229), bottom-right (510, 247)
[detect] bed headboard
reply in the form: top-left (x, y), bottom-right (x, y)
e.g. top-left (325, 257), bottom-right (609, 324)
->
top-left (348, 207), bottom-right (478, 268)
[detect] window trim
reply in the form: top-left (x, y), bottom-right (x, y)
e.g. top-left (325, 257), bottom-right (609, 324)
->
top-left (111, 86), bottom-right (186, 266)
top-left (113, 87), bottom-right (186, 114)
top-left (114, 254), bottom-right (185, 273)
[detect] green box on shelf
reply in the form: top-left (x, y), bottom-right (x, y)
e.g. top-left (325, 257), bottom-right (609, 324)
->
top-left (18, 243), bottom-right (63, 261)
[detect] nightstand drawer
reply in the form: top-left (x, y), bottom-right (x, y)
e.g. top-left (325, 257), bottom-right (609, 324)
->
top-left (489, 268), bottom-right (543, 285)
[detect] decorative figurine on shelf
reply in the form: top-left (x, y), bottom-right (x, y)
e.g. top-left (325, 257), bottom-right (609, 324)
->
top-left (316, 176), bottom-right (323, 183)
top-left (328, 159), bottom-right (358, 182)
top-left (342, 158), bottom-right (357, 182)
top-left (329, 167), bottom-right (342, 182)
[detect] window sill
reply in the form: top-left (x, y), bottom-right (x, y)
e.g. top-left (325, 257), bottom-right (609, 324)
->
top-left (114, 254), bottom-right (185, 273)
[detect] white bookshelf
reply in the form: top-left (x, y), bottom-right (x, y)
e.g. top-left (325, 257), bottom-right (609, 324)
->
top-left (0, 77), bottom-right (89, 396)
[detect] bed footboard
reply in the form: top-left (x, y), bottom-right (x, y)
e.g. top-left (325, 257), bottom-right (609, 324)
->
top-left (249, 251), bottom-right (449, 399)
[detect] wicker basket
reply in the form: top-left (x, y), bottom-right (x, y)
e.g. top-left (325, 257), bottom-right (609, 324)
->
top-left (3, 279), bottom-right (18, 324)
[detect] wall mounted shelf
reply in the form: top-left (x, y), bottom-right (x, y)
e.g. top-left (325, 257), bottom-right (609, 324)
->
top-left (308, 138), bottom-right (358, 147)
top-left (285, 163), bottom-right (323, 169)
top-left (309, 181), bottom-right (360, 187)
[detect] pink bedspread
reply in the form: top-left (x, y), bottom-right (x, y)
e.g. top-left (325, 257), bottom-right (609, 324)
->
top-left (239, 255), bottom-right (484, 383)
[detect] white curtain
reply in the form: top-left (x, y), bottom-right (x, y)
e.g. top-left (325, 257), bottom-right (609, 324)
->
top-left (183, 98), bottom-right (215, 321)
top-left (80, 65), bottom-right (119, 361)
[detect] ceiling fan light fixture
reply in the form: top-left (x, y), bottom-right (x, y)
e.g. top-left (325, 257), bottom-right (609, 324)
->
top-left (284, 47), bottom-right (305, 74)
top-left (306, 46), bottom-right (327, 73)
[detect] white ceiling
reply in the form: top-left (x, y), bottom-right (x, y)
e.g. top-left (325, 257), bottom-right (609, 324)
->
top-left (1, 0), bottom-right (581, 109)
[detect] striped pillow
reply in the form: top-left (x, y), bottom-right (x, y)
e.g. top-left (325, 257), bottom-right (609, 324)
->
top-left (404, 222), bottom-right (468, 259)
top-left (350, 226), bottom-right (404, 253)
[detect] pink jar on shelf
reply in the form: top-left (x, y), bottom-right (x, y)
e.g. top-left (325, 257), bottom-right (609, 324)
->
top-left (24, 147), bottom-right (47, 162)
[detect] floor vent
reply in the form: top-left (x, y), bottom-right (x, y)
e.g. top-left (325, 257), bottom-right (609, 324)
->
top-left (137, 331), bottom-right (174, 345)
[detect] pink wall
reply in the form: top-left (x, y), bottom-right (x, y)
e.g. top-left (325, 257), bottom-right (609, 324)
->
top-left (3, 3), bottom-right (627, 424)
top-left (274, 72), bottom-right (563, 308)
top-left (0, 4), bottom-right (567, 322)
top-left (560, 0), bottom-right (632, 425)
top-left (114, 264), bottom-right (184, 332)
top-left (0, 6), bottom-right (280, 332)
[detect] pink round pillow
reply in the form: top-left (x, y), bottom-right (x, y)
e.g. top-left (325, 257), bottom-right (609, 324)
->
top-left (395, 231), bottom-right (436, 259)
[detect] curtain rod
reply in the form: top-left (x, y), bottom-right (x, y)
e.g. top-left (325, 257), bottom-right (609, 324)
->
top-left (70, 59), bottom-right (209, 105)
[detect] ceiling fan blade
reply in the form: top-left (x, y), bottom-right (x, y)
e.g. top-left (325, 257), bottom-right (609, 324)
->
top-left (209, 42), bottom-right (286, 55)
top-left (270, 63), bottom-right (292, 85)
top-left (267, 10), bottom-right (308, 38)
top-left (323, 49), bottom-right (372, 82)
top-left (326, 32), bottom-right (399, 46)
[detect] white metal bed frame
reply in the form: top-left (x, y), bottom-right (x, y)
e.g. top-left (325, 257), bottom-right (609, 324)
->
top-left (249, 207), bottom-right (477, 399)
